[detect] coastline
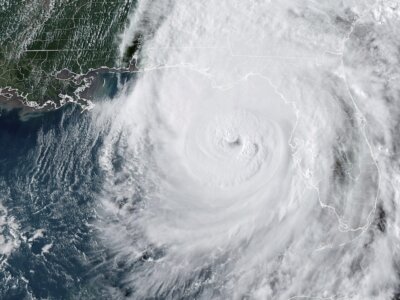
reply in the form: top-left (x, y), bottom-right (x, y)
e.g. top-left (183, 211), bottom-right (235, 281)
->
top-left (0, 63), bottom-right (138, 118)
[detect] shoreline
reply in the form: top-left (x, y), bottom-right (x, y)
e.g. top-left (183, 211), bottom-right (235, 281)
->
top-left (0, 62), bottom-right (138, 118)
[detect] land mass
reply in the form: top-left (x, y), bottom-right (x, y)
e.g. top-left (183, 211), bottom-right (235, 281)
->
top-left (0, 0), bottom-right (136, 110)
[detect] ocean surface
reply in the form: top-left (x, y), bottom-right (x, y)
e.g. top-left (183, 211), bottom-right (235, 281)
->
top-left (0, 106), bottom-right (99, 299)
top-left (2, 1), bottom-right (400, 299)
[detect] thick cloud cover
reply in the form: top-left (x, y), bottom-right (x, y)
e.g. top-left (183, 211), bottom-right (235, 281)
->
top-left (95, 1), bottom-right (400, 299)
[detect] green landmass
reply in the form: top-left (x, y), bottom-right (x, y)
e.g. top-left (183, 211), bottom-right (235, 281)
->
top-left (0, 0), bottom-right (135, 108)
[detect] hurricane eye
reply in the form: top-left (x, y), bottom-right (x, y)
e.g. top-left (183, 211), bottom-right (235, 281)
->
top-left (227, 137), bottom-right (242, 147)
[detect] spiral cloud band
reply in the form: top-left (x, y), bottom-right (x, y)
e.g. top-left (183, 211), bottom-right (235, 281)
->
top-left (95, 0), bottom-right (400, 299)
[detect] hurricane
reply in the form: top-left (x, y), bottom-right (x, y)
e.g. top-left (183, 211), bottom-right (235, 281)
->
top-left (2, 0), bottom-right (400, 299)
top-left (82, 0), bottom-right (400, 299)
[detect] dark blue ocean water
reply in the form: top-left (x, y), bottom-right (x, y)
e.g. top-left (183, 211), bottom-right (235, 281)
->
top-left (0, 106), bottom-right (99, 299)
top-left (0, 81), bottom-right (138, 299)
